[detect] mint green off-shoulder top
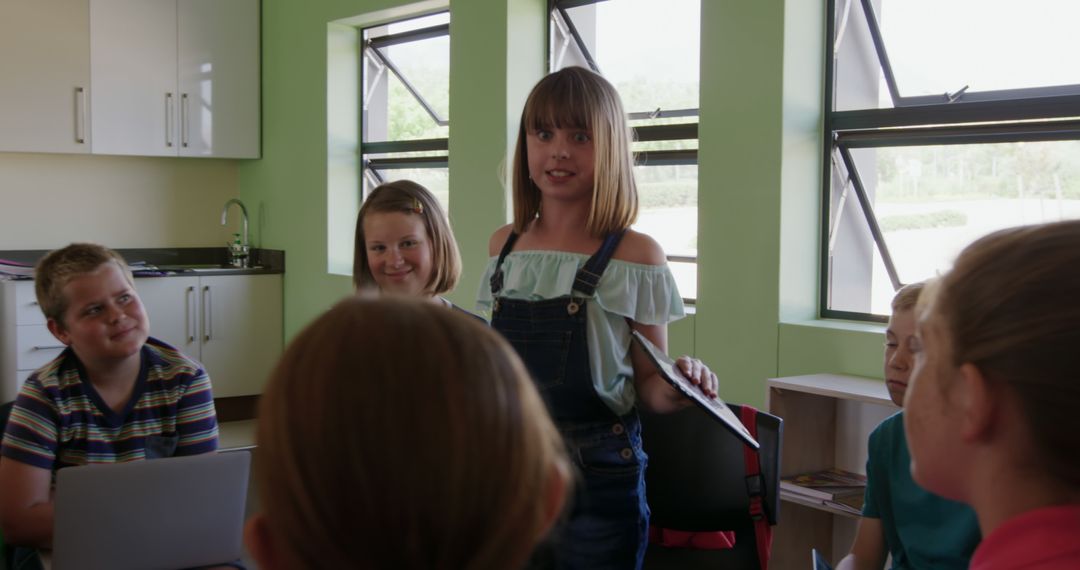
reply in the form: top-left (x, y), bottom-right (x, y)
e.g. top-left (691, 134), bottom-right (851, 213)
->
top-left (476, 250), bottom-right (685, 416)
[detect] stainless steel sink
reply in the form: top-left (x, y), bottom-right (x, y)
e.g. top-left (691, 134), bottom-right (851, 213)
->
top-left (154, 264), bottom-right (263, 273)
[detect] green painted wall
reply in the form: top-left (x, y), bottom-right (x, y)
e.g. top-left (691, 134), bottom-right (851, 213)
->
top-left (240, 0), bottom-right (888, 406)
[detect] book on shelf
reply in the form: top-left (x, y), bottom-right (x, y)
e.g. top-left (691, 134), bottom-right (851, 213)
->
top-left (824, 492), bottom-right (865, 516)
top-left (780, 468), bottom-right (867, 502)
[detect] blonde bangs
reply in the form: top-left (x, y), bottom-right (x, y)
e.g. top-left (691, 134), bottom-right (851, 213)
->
top-left (522, 73), bottom-right (594, 133)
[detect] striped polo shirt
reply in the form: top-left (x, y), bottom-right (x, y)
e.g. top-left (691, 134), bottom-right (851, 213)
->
top-left (1, 337), bottom-right (219, 470)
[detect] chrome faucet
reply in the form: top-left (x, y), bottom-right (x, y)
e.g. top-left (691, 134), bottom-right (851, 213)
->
top-left (221, 198), bottom-right (250, 268)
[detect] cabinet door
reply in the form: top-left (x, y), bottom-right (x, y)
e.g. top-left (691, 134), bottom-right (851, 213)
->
top-left (178, 0), bottom-right (260, 158)
top-left (198, 275), bottom-right (282, 397)
top-left (90, 0), bottom-right (178, 156)
top-left (136, 276), bottom-right (201, 359)
top-left (0, 0), bottom-right (91, 153)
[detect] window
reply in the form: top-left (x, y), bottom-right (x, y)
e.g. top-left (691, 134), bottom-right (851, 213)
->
top-left (550, 0), bottom-right (700, 301)
top-left (823, 0), bottom-right (1080, 320)
top-left (361, 12), bottom-right (450, 209)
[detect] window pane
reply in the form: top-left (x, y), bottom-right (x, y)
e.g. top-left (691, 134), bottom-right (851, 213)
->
top-left (668, 260), bottom-right (697, 302)
top-left (881, 0), bottom-right (1080, 96)
top-left (828, 140), bottom-right (1080, 315)
top-left (385, 12), bottom-right (448, 34)
top-left (381, 35), bottom-right (450, 123)
top-left (553, 0), bottom-right (700, 115)
top-left (633, 164), bottom-right (697, 299)
top-left (834, 0), bottom-right (1080, 110)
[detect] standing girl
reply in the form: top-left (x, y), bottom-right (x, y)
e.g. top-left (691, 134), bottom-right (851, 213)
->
top-left (353, 180), bottom-right (475, 317)
top-left (904, 220), bottom-right (1080, 570)
top-left (477, 66), bottom-right (718, 569)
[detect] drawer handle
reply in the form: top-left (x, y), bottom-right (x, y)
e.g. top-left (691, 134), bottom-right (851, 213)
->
top-left (32, 345), bottom-right (65, 351)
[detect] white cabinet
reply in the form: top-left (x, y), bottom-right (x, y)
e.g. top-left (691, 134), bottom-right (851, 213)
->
top-left (0, 274), bottom-right (281, 403)
top-left (89, 0), bottom-right (259, 158)
top-left (136, 274), bottom-right (282, 397)
top-left (0, 0), bottom-right (91, 153)
top-left (0, 281), bottom-right (66, 402)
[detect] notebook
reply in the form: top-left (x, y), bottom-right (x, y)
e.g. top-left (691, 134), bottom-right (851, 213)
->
top-left (630, 330), bottom-right (759, 449)
top-left (53, 450), bottom-right (251, 570)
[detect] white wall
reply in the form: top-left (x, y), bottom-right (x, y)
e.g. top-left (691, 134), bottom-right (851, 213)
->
top-left (0, 153), bottom-right (240, 249)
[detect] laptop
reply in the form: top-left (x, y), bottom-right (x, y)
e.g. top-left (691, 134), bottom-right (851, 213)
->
top-left (812, 548), bottom-right (835, 570)
top-left (630, 330), bottom-right (759, 449)
top-left (53, 451), bottom-right (251, 570)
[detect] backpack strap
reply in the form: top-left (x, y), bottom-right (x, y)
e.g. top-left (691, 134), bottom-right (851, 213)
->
top-left (739, 405), bottom-right (773, 570)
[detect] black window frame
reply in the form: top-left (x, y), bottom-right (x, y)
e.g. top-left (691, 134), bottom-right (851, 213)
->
top-left (821, 0), bottom-right (1080, 322)
top-left (360, 13), bottom-right (450, 198)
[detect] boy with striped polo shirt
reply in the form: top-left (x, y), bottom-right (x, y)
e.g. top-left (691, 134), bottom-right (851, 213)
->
top-left (0, 243), bottom-right (220, 552)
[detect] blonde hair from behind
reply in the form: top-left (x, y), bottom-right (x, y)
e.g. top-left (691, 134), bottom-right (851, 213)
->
top-left (34, 243), bottom-right (133, 327)
top-left (927, 220), bottom-right (1080, 487)
top-left (511, 66), bottom-right (638, 238)
top-left (352, 180), bottom-right (462, 295)
top-left (890, 281), bottom-right (925, 313)
top-left (253, 297), bottom-right (569, 569)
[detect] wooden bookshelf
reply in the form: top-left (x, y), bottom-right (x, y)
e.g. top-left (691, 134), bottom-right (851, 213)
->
top-left (766, 374), bottom-right (899, 570)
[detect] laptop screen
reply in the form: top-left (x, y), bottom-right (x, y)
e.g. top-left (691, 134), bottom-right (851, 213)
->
top-left (53, 451), bottom-right (251, 570)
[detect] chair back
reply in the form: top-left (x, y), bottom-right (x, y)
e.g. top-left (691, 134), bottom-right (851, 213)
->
top-left (641, 403), bottom-right (783, 569)
top-left (0, 401), bottom-right (12, 438)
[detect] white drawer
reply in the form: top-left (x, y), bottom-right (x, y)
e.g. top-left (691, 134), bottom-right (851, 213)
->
top-left (13, 281), bottom-right (46, 326)
top-left (16, 325), bottom-right (65, 370)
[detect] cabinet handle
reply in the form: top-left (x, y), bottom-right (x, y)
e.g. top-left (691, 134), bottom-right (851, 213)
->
top-left (202, 285), bottom-right (212, 342)
top-left (165, 93), bottom-right (174, 148)
top-left (186, 285), bottom-right (196, 343)
top-left (32, 345), bottom-right (65, 351)
top-left (74, 87), bottom-right (86, 144)
top-left (181, 93), bottom-right (189, 148)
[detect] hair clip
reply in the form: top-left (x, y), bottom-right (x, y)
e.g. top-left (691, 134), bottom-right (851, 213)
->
top-left (412, 199), bottom-right (424, 215)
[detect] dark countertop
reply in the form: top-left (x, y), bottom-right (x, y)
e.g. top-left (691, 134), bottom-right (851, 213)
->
top-left (0, 247), bottom-right (285, 279)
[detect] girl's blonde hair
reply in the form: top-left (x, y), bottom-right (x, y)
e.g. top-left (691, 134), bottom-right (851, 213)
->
top-left (254, 297), bottom-right (569, 569)
top-left (890, 281), bottom-right (925, 313)
top-left (927, 220), bottom-right (1080, 485)
top-left (352, 180), bottom-right (461, 295)
top-left (511, 66), bottom-right (638, 237)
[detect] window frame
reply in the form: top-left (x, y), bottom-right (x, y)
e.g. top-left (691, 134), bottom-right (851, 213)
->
top-left (821, 0), bottom-right (1080, 322)
top-left (360, 14), bottom-right (450, 199)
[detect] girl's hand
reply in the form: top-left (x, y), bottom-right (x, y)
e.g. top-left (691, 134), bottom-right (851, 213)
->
top-left (675, 356), bottom-right (718, 399)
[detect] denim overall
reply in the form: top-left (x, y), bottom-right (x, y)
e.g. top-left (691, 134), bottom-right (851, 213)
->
top-left (490, 231), bottom-right (648, 570)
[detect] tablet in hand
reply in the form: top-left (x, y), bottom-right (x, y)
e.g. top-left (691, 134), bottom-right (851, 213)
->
top-left (631, 330), bottom-right (759, 449)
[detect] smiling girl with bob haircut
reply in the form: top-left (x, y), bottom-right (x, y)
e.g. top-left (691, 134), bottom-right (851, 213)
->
top-left (352, 180), bottom-right (462, 302)
top-left (480, 66), bottom-right (718, 568)
top-left (245, 297), bottom-right (570, 570)
top-left (905, 219), bottom-right (1080, 570)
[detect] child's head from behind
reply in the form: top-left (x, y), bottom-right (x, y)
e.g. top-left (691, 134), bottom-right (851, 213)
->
top-left (884, 282), bottom-right (924, 407)
top-left (352, 180), bottom-right (461, 297)
top-left (35, 243), bottom-right (148, 361)
top-left (247, 297), bottom-right (569, 570)
top-left (512, 66), bottom-right (638, 237)
top-left (904, 220), bottom-right (1080, 502)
